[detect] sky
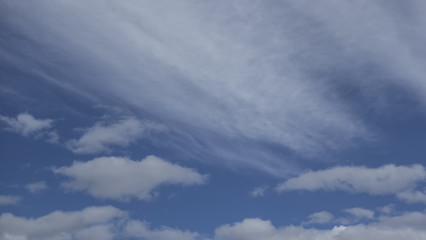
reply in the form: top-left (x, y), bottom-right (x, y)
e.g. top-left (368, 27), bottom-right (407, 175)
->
top-left (2, 0), bottom-right (426, 239)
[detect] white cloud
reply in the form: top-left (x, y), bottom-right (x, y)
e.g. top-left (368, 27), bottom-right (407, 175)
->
top-left (343, 207), bottom-right (374, 220)
top-left (213, 211), bottom-right (426, 240)
top-left (25, 181), bottom-right (48, 194)
top-left (0, 206), bottom-right (125, 240)
top-left (53, 155), bottom-right (207, 201)
top-left (250, 186), bottom-right (268, 198)
top-left (303, 211), bottom-right (333, 225)
top-left (0, 195), bottom-right (21, 206)
top-left (66, 118), bottom-right (164, 154)
top-left (0, 113), bottom-right (53, 137)
top-left (124, 220), bottom-right (201, 240)
top-left (277, 164), bottom-right (426, 198)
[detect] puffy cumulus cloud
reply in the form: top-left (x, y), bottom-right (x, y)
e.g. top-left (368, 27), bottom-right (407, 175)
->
top-left (303, 211), bottom-right (334, 225)
top-left (124, 220), bottom-right (201, 240)
top-left (66, 118), bottom-right (164, 154)
top-left (0, 206), bottom-right (125, 240)
top-left (277, 164), bottom-right (426, 200)
top-left (0, 113), bottom-right (53, 137)
top-left (213, 212), bottom-right (426, 240)
top-left (0, 195), bottom-right (21, 206)
top-left (53, 155), bottom-right (207, 201)
top-left (25, 181), bottom-right (48, 194)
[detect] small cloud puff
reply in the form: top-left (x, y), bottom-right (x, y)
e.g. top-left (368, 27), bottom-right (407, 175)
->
top-left (0, 113), bottom-right (54, 137)
top-left (25, 181), bottom-right (48, 194)
top-left (250, 186), bottom-right (268, 198)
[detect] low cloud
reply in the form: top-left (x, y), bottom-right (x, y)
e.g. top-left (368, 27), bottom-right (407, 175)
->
top-left (213, 211), bottom-right (426, 240)
top-left (0, 206), bottom-right (125, 240)
top-left (276, 164), bottom-right (426, 202)
top-left (397, 190), bottom-right (426, 204)
top-left (0, 206), bottom-right (204, 240)
top-left (124, 220), bottom-right (201, 240)
top-left (0, 195), bottom-right (21, 206)
top-left (2, 206), bottom-right (426, 240)
top-left (53, 155), bottom-right (207, 201)
top-left (303, 211), bottom-right (334, 225)
top-left (0, 113), bottom-right (54, 137)
top-left (66, 118), bottom-right (164, 154)
top-left (343, 208), bottom-right (374, 220)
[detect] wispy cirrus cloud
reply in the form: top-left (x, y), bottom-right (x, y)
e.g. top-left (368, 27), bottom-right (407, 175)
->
top-left (4, 0), bottom-right (426, 175)
top-left (53, 155), bottom-right (207, 201)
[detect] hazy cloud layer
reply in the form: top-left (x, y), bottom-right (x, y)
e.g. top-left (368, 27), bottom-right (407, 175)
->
top-left (277, 164), bottom-right (426, 201)
top-left (67, 118), bottom-right (164, 154)
top-left (53, 155), bottom-right (207, 201)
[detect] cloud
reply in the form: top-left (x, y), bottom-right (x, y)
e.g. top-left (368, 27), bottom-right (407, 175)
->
top-left (303, 211), bottom-right (333, 225)
top-left (66, 118), bottom-right (164, 154)
top-left (2, 206), bottom-right (426, 240)
top-left (250, 186), bottom-right (268, 198)
top-left (25, 181), bottom-right (48, 194)
top-left (3, 0), bottom-right (398, 174)
top-left (0, 205), bottom-right (125, 240)
top-left (343, 208), bottom-right (374, 220)
top-left (124, 220), bottom-right (201, 240)
top-left (53, 155), bottom-right (207, 201)
top-left (213, 211), bottom-right (426, 240)
top-left (397, 190), bottom-right (426, 204)
top-left (0, 113), bottom-right (53, 137)
top-left (0, 206), bottom-right (201, 240)
top-left (276, 164), bottom-right (426, 198)
top-left (0, 195), bottom-right (21, 206)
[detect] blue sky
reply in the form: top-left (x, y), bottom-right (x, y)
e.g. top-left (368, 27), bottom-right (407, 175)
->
top-left (2, 0), bottom-right (426, 239)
